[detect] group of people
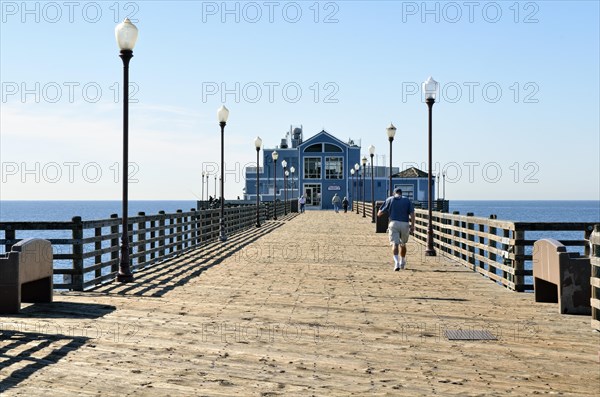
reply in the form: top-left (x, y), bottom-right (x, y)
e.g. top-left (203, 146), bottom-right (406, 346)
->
top-left (331, 189), bottom-right (414, 271)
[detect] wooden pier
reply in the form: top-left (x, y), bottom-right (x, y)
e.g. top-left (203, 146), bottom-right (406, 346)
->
top-left (1, 211), bottom-right (599, 396)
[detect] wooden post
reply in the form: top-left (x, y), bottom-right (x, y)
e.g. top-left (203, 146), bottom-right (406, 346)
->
top-left (137, 212), bottom-right (146, 269)
top-left (72, 216), bottom-right (84, 291)
top-left (158, 211), bottom-right (166, 258)
top-left (110, 214), bottom-right (119, 273)
top-left (190, 209), bottom-right (198, 246)
top-left (478, 222), bottom-right (485, 270)
top-left (514, 227), bottom-right (525, 292)
top-left (95, 225), bottom-right (102, 280)
top-left (452, 211), bottom-right (460, 260)
top-left (488, 215), bottom-right (498, 277)
top-left (502, 228), bottom-right (511, 287)
top-left (4, 228), bottom-right (15, 253)
top-left (466, 213), bottom-right (475, 268)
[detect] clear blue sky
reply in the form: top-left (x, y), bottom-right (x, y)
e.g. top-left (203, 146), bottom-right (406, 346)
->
top-left (1, 0), bottom-right (599, 200)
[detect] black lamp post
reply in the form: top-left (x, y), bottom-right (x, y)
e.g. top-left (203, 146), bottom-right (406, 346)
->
top-left (354, 163), bottom-right (360, 214)
top-left (423, 76), bottom-right (439, 256)
top-left (272, 151), bottom-right (278, 220)
top-left (362, 156), bottom-right (367, 218)
top-left (350, 169), bottom-right (355, 211)
top-left (205, 173), bottom-right (209, 201)
top-left (115, 18), bottom-right (138, 283)
top-left (442, 171), bottom-right (446, 199)
top-left (201, 171), bottom-right (205, 207)
top-left (369, 145), bottom-right (375, 223)
top-left (254, 136), bottom-right (262, 227)
top-left (214, 175), bottom-right (217, 200)
top-left (282, 160), bottom-right (288, 216)
top-left (386, 123), bottom-right (396, 197)
top-left (217, 105), bottom-right (229, 242)
top-left (290, 166), bottom-right (295, 211)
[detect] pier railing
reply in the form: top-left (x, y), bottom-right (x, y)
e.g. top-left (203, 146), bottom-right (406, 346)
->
top-left (590, 225), bottom-right (600, 330)
top-left (0, 202), bottom-right (289, 291)
top-left (412, 209), bottom-right (595, 292)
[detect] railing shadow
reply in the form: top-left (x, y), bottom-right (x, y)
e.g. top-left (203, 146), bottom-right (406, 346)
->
top-left (2, 302), bottom-right (116, 319)
top-left (0, 329), bottom-right (88, 393)
top-left (91, 220), bottom-right (286, 298)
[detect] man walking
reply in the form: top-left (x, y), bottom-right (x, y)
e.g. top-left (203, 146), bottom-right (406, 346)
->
top-left (377, 187), bottom-right (415, 271)
top-left (332, 193), bottom-right (341, 213)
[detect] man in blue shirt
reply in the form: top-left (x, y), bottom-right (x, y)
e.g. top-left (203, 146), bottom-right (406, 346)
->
top-left (377, 187), bottom-right (415, 270)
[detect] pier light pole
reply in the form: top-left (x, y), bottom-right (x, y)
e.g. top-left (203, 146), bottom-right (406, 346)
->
top-left (442, 171), bottom-right (446, 199)
top-left (218, 105), bottom-right (229, 242)
top-left (369, 145), bottom-right (375, 223)
top-left (254, 136), bottom-right (262, 227)
top-left (290, 166), bottom-right (295, 210)
top-left (282, 160), bottom-right (288, 215)
top-left (272, 151), bottom-right (278, 220)
top-left (205, 173), bottom-right (209, 201)
top-left (386, 123), bottom-right (396, 197)
top-left (362, 156), bottom-right (367, 217)
top-left (214, 175), bottom-right (217, 200)
top-left (115, 18), bottom-right (138, 283)
top-left (354, 163), bottom-right (360, 214)
top-left (423, 76), bottom-right (439, 256)
top-left (350, 169), bottom-right (355, 211)
top-left (285, 170), bottom-right (290, 214)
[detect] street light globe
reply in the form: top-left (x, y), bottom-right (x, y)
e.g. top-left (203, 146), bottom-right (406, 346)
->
top-left (290, 166), bottom-right (295, 173)
top-left (362, 156), bottom-right (367, 166)
top-left (368, 145), bottom-right (375, 156)
top-left (423, 76), bottom-right (439, 100)
top-left (354, 163), bottom-right (360, 171)
top-left (115, 18), bottom-right (138, 51)
top-left (351, 169), bottom-right (355, 175)
top-left (282, 160), bottom-right (287, 168)
top-left (386, 123), bottom-right (397, 140)
top-left (217, 105), bottom-right (229, 123)
top-left (254, 136), bottom-right (262, 150)
top-left (272, 151), bottom-right (279, 161)
top-left (285, 171), bottom-right (289, 176)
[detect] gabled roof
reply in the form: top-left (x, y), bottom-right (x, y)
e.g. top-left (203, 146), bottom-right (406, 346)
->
top-left (393, 167), bottom-right (429, 178)
top-left (298, 130), bottom-right (353, 149)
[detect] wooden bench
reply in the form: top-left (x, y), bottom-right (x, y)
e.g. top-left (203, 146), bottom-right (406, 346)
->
top-left (533, 239), bottom-right (591, 315)
top-left (0, 238), bottom-right (53, 314)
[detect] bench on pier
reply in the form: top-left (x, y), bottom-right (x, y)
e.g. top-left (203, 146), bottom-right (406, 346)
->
top-left (0, 238), bottom-right (53, 314)
top-left (533, 239), bottom-right (590, 315)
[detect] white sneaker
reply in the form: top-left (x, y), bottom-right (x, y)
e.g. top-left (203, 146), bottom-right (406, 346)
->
top-left (400, 258), bottom-right (406, 270)
top-left (394, 263), bottom-right (400, 271)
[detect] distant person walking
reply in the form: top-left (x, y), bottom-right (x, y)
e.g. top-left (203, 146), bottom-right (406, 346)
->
top-left (342, 196), bottom-right (349, 213)
top-left (332, 193), bottom-right (341, 213)
top-left (377, 187), bottom-right (415, 271)
top-left (299, 195), bottom-right (306, 213)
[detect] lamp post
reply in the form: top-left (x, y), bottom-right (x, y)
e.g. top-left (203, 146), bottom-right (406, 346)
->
top-left (386, 123), bottom-right (396, 197)
top-left (361, 156), bottom-right (367, 218)
top-left (368, 145), bottom-right (375, 223)
top-left (217, 105), bottom-right (229, 242)
top-left (354, 163), bottom-right (360, 214)
top-left (423, 76), bottom-right (439, 256)
top-left (350, 168), bottom-right (355, 211)
top-left (205, 173), bottom-right (209, 201)
top-left (436, 172), bottom-right (440, 200)
top-left (214, 175), bottom-right (217, 200)
top-left (282, 160), bottom-right (288, 215)
top-left (272, 151), bottom-right (278, 220)
top-left (442, 171), bottom-right (446, 199)
top-left (290, 166), bottom-right (295, 211)
top-left (115, 18), bottom-right (138, 283)
top-left (254, 136), bottom-right (262, 227)
top-left (285, 170), bottom-right (289, 214)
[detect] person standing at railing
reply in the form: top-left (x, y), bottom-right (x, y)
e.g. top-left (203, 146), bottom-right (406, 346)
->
top-left (377, 187), bottom-right (415, 271)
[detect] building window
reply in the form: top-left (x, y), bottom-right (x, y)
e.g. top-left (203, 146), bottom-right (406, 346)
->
top-left (324, 143), bottom-right (343, 153)
top-left (325, 157), bottom-right (343, 179)
top-left (395, 184), bottom-right (414, 200)
top-left (304, 157), bottom-right (322, 179)
top-left (304, 143), bottom-right (322, 152)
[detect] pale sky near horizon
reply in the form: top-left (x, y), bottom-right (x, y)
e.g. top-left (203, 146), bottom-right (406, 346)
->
top-left (1, 0), bottom-right (599, 201)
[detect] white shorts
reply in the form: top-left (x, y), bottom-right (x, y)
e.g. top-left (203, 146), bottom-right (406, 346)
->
top-left (388, 221), bottom-right (410, 246)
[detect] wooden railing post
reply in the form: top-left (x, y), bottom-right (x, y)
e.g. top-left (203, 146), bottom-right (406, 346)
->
top-left (452, 211), bottom-right (460, 259)
top-left (150, 215), bottom-right (156, 261)
top-left (71, 216), bottom-right (84, 291)
top-left (110, 214), bottom-right (119, 273)
top-left (95, 225), bottom-right (102, 280)
top-left (158, 210), bottom-right (166, 257)
top-left (137, 212), bottom-right (146, 269)
top-left (466, 213), bottom-right (475, 268)
top-left (4, 228), bottom-right (15, 253)
top-left (488, 215), bottom-right (498, 277)
top-left (190, 208), bottom-right (197, 246)
top-left (514, 226), bottom-right (525, 291)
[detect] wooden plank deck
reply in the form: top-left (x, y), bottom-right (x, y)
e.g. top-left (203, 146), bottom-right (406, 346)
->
top-left (1, 211), bottom-right (599, 396)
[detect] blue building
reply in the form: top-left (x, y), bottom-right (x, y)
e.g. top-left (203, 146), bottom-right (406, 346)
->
top-left (244, 128), bottom-right (435, 210)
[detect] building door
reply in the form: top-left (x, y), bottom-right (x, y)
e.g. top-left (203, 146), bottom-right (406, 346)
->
top-left (304, 183), bottom-right (321, 208)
